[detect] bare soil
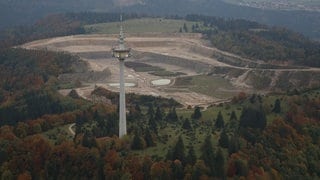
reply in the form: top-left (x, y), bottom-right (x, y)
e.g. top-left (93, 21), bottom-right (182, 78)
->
top-left (22, 33), bottom-right (320, 107)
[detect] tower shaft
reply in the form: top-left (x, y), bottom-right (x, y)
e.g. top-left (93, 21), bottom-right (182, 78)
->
top-left (112, 14), bottom-right (130, 138)
top-left (119, 59), bottom-right (126, 137)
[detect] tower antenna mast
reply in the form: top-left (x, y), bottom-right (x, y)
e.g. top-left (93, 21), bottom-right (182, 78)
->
top-left (112, 13), bottom-right (131, 138)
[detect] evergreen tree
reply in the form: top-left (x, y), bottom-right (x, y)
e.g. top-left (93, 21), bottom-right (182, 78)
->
top-left (144, 128), bottom-right (155, 147)
top-left (82, 131), bottom-right (97, 148)
top-left (186, 146), bottom-right (197, 165)
top-left (192, 160), bottom-right (209, 179)
top-left (230, 110), bottom-right (237, 121)
top-left (219, 130), bottom-right (229, 148)
top-left (215, 111), bottom-right (225, 129)
top-left (182, 118), bottom-right (192, 130)
top-left (249, 94), bottom-right (257, 104)
top-left (147, 104), bottom-right (154, 117)
top-left (166, 147), bottom-right (173, 161)
top-left (155, 106), bottom-right (163, 121)
top-left (229, 110), bottom-right (238, 130)
top-left (215, 148), bottom-right (225, 178)
top-left (68, 89), bottom-right (80, 99)
top-left (172, 160), bottom-right (184, 179)
top-left (166, 107), bottom-right (178, 122)
top-left (272, 99), bottom-right (281, 113)
top-left (131, 131), bottom-right (145, 150)
top-left (191, 106), bottom-right (202, 120)
top-left (239, 106), bottom-right (266, 129)
top-left (201, 135), bottom-right (215, 175)
top-left (172, 136), bottom-right (186, 163)
top-left (135, 104), bottom-right (141, 113)
top-left (128, 104), bottom-right (142, 120)
top-left (148, 116), bottom-right (158, 134)
top-left (228, 134), bottom-right (240, 155)
top-left (183, 23), bottom-right (188, 32)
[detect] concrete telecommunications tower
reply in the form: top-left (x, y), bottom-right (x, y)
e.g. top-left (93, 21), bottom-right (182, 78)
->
top-left (112, 15), bottom-right (131, 138)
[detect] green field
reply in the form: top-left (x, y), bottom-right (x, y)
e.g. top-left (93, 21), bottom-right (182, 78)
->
top-left (42, 124), bottom-right (74, 144)
top-left (85, 18), bottom-right (198, 34)
top-left (175, 75), bottom-right (238, 99)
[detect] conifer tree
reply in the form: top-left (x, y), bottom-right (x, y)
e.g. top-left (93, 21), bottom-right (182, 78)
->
top-left (135, 104), bottom-right (141, 113)
top-left (191, 106), bottom-right (202, 119)
top-left (148, 116), bottom-right (158, 134)
top-left (239, 106), bottom-right (266, 129)
top-left (215, 148), bottom-right (225, 178)
top-left (172, 136), bottom-right (186, 163)
top-left (172, 160), bottom-right (184, 179)
top-left (155, 106), bottom-right (163, 121)
top-left (201, 135), bottom-right (215, 175)
top-left (219, 130), bottom-right (229, 148)
top-left (82, 131), bottom-right (97, 148)
top-left (166, 107), bottom-right (178, 122)
top-left (183, 23), bottom-right (188, 32)
top-left (147, 104), bottom-right (154, 117)
top-left (131, 131), bottom-right (145, 150)
top-left (186, 145), bottom-right (197, 165)
top-left (272, 99), bottom-right (281, 113)
top-left (182, 118), bottom-right (192, 130)
top-left (144, 128), bottom-right (155, 147)
top-left (230, 110), bottom-right (237, 121)
top-left (215, 111), bottom-right (225, 129)
top-left (228, 134), bottom-right (240, 155)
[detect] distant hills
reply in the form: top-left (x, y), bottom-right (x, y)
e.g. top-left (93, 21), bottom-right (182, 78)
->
top-left (0, 0), bottom-right (319, 40)
top-left (126, 0), bottom-right (320, 40)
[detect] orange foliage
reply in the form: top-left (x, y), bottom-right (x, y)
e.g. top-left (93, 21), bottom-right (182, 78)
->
top-left (17, 171), bottom-right (32, 180)
top-left (150, 161), bottom-right (172, 178)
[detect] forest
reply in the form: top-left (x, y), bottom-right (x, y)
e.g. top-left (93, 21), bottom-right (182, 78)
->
top-left (1, 63), bottom-right (320, 179)
top-left (0, 12), bottom-right (320, 179)
top-left (186, 14), bottom-right (320, 67)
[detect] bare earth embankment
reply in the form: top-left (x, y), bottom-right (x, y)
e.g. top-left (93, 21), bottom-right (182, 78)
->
top-left (22, 33), bottom-right (320, 107)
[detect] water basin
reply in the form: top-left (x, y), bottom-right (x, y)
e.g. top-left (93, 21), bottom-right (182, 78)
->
top-left (151, 79), bottom-right (171, 86)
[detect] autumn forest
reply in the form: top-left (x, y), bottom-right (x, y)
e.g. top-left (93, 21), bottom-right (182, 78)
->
top-left (0, 12), bottom-right (320, 179)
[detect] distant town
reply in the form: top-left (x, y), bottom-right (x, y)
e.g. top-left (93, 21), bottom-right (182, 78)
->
top-left (225, 0), bottom-right (320, 12)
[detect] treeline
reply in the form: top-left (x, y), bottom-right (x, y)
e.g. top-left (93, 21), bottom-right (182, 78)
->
top-left (186, 14), bottom-right (320, 67)
top-left (0, 12), bottom-right (142, 48)
top-left (2, 12), bottom-right (319, 67)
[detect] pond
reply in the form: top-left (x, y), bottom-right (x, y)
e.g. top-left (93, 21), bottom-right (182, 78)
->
top-left (151, 79), bottom-right (171, 86)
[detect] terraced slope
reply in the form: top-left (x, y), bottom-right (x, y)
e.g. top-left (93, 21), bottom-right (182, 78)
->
top-left (22, 33), bottom-right (320, 107)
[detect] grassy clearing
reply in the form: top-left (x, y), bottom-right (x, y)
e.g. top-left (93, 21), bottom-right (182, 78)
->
top-left (125, 61), bottom-right (186, 76)
top-left (149, 71), bottom-right (186, 77)
top-left (42, 124), bottom-right (74, 144)
top-left (134, 105), bottom-right (244, 158)
top-left (175, 75), bottom-right (238, 99)
top-left (125, 61), bottom-right (164, 72)
top-left (84, 18), bottom-right (198, 34)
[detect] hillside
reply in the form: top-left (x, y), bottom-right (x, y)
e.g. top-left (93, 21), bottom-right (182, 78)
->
top-left (21, 20), bottom-right (320, 107)
top-left (1, 0), bottom-right (320, 40)
top-left (222, 0), bottom-right (320, 11)
top-left (0, 14), bottom-right (320, 179)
